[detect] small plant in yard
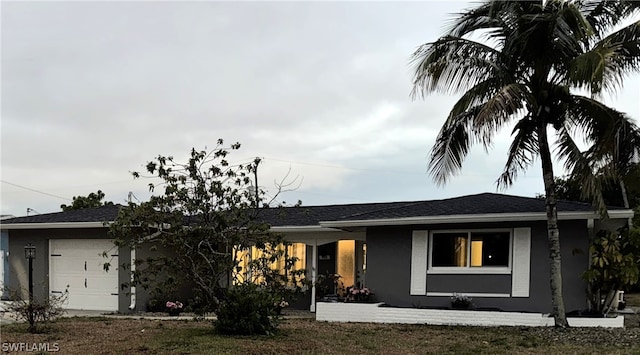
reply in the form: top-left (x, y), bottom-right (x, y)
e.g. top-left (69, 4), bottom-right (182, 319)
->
top-left (346, 285), bottom-right (372, 303)
top-left (275, 299), bottom-right (289, 315)
top-left (450, 293), bottom-right (472, 310)
top-left (583, 227), bottom-right (640, 315)
top-left (316, 273), bottom-right (343, 298)
top-left (215, 282), bottom-right (282, 335)
top-left (165, 300), bottom-right (184, 315)
top-left (5, 287), bottom-right (68, 333)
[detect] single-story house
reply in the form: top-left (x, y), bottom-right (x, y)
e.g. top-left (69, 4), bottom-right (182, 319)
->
top-left (0, 193), bottom-right (633, 314)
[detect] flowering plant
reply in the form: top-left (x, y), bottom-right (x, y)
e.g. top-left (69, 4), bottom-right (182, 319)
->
top-left (273, 299), bottom-right (289, 315)
top-left (450, 293), bottom-right (472, 309)
top-left (345, 286), bottom-right (372, 302)
top-left (166, 301), bottom-right (184, 310)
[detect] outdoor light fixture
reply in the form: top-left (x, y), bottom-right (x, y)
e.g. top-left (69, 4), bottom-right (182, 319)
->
top-left (24, 243), bottom-right (36, 260)
top-left (24, 243), bottom-right (36, 302)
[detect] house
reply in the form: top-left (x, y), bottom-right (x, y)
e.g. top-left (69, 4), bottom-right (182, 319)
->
top-left (0, 193), bottom-right (633, 314)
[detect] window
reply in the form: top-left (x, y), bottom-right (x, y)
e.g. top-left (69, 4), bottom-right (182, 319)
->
top-left (233, 243), bottom-right (306, 284)
top-left (432, 233), bottom-right (468, 267)
top-left (431, 230), bottom-right (510, 271)
top-left (337, 240), bottom-right (355, 290)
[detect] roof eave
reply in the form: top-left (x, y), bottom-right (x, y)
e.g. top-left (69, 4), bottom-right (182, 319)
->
top-left (0, 221), bottom-right (111, 230)
top-left (269, 225), bottom-right (343, 233)
top-left (318, 210), bottom-right (634, 228)
top-left (0, 222), bottom-right (338, 232)
top-left (1, 210), bottom-right (633, 231)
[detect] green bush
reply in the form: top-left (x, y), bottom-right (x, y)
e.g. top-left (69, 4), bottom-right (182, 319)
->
top-left (214, 282), bottom-right (281, 335)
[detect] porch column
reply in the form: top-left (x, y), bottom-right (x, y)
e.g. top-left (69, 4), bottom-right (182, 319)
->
top-left (310, 238), bottom-right (317, 312)
top-left (129, 246), bottom-right (136, 310)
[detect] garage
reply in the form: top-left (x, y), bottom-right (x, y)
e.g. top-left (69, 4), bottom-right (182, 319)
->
top-left (49, 239), bottom-right (119, 311)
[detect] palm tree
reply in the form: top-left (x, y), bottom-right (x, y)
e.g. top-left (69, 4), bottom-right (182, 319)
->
top-left (411, 0), bottom-right (640, 327)
top-left (602, 121), bottom-right (640, 226)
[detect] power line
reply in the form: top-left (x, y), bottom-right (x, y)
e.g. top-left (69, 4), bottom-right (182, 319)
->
top-left (1, 180), bottom-right (71, 201)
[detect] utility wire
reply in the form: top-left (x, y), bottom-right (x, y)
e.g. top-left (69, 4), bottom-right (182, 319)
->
top-left (1, 180), bottom-right (71, 201)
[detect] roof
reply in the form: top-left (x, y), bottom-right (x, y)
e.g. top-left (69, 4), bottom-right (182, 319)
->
top-left (0, 193), bottom-right (632, 230)
top-left (0, 205), bottom-right (121, 225)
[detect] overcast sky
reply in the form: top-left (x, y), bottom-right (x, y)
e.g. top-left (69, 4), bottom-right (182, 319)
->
top-left (1, 1), bottom-right (639, 217)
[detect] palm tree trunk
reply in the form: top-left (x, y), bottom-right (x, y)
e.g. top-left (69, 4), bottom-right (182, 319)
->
top-left (538, 124), bottom-right (569, 327)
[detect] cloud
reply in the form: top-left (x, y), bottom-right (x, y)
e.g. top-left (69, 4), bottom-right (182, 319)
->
top-left (1, 1), bottom-right (638, 216)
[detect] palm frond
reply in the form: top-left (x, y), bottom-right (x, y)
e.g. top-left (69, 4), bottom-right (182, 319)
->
top-left (447, 76), bottom-right (514, 120)
top-left (446, 1), bottom-right (524, 43)
top-left (565, 95), bottom-right (631, 155)
top-left (555, 126), bottom-right (608, 216)
top-left (410, 36), bottom-right (502, 98)
top-left (570, 20), bottom-right (640, 95)
top-left (510, 1), bottom-right (586, 70)
top-left (427, 107), bottom-right (480, 186)
top-left (473, 83), bottom-right (532, 149)
top-left (496, 116), bottom-right (539, 189)
top-left (579, 0), bottom-right (640, 38)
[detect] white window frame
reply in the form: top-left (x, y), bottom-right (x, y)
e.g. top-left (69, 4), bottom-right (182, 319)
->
top-left (427, 229), bottom-right (512, 274)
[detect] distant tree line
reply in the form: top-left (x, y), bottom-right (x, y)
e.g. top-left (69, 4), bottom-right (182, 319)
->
top-left (60, 190), bottom-right (114, 211)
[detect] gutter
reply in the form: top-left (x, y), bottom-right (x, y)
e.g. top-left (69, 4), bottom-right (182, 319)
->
top-left (319, 210), bottom-right (635, 228)
top-left (269, 225), bottom-right (342, 233)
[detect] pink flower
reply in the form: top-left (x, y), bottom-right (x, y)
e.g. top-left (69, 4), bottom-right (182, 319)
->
top-left (166, 301), bottom-right (184, 309)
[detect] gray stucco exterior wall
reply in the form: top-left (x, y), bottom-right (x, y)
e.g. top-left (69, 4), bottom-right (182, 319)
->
top-left (366, 220), bottom-right (591, 313)
top-left (1, 231), bottom-right (8, 299)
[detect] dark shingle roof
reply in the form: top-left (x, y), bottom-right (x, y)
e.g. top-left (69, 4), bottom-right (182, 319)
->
top-left (0, 205), bottom-right (121, 224)
top-left (255, 193), bottom-right (616, 226)
top-left (0, 193), bottom-right (623, 228)
top-left (325, 193), bottom-right (600, 222)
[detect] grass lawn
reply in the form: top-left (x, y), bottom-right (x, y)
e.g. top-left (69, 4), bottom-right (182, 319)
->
top-left (2, 316), bottom-right (640, 354)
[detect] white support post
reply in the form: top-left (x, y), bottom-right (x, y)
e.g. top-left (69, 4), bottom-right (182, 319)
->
top-left (128, 247), bottom-right (136, 310)
top-left (310, 238), bottom-right (318, 312)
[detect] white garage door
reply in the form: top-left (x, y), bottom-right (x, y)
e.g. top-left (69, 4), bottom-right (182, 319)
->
top-left (50, 239), bottom-right (119, 311)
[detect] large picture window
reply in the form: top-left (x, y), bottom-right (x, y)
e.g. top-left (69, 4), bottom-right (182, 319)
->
top-left (431, 230), bottom-right (510, 271)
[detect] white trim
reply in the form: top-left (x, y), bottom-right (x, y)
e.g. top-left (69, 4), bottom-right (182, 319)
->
top-left (426, 292), bottom-right (511, 298)
top-left (429, 229), bottom-right (512, 272)
top-left (270, 226), bottom-right (342, 233)
top-left (316, 303), bottom-right (624, 327)
top-left (410, 230), bottom-right (428, 295)
top-left (129, 247), bottom-right (136, 310)
top-left (511, 227), bottom-right (531, 297)
top-left (319, 210), bottom-right (634, 228)
top-left (427, 268), bottom-right (511, 275)
top-left (0, 222), bottom-right (342, 233)
top-left (3, 209), bottom-right (632, 231)
top-left (310, 238), bottom-right (318, 312)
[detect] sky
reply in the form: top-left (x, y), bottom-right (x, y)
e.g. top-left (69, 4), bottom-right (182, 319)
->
top-left (1, 1), bottom-right (639, 217)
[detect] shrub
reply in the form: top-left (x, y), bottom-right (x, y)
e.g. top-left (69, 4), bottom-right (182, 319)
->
top-left (214, 282), bottom-right (281, 335)
top-left (6, 288), bottom-right (68, 333)
top-left (583, 227), bottom-right (640, 314)
top-left (450, 293), bottom-right (473, 310)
